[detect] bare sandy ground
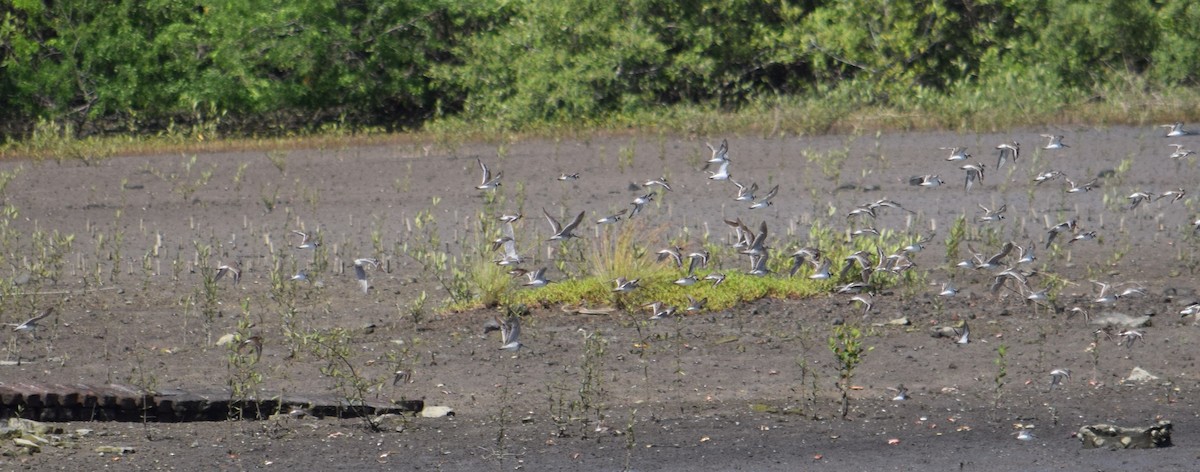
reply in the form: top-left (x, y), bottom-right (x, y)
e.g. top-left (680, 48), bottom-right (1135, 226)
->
top-left (3, 125), bottom-right (1200, 470)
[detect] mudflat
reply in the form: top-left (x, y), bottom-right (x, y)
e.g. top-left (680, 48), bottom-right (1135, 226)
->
top-left (3, 125), bottom-right (1199, 470)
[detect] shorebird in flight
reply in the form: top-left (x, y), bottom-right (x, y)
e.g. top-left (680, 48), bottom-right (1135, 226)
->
top-left (353, 258), bottom-right (380, 294)
top-left (909, 174), bottom-right (944, 188)
top-left (1161, 122), bottom-right (1194, 138)
top-left (214, 260), bottom-right (241, 284)
top-left (630, 192), bottom-right (654, 217)
top-left (494, 222), bottom-right (523, 266)
top-left (1065, 177), bottom-right (1095, 193)
top-left (476, 158), bottom-right (502, 190)
top-left (1169, 144), bottom-right (1195, 160)
top-left (292, 230), bottom-right (320, 249)
top-left (543, 208), bottom-right (585, 240)
top-left (995, 141), bottom-right (1020, 169)
top-left (939, 283), bottom-right (959, 297)
top-left (612, 277), bottom-right (641, 293)
top-left (1127, 191), bottom-right (1154, 210)
top-left (962, 162), bottom-right (985, 193)
top-left (496, 316), bottom-right (523, 351)
top-left (976, 203), bottom-right (1006, 223)
top-left (1068, 231), bottom-right (1096, 244)
top-left (749, 184), bottom-right (778, 209)
top-left (1156, 188), bottom-right (1186, 203)
top-left (732, 180), bottom-right (758, 201)
top-left (704, 272), bottom-right (726, 287)
top-left (1045, 220), bottom-right (1077, 248)
top-left (707, 160), bottom-right (732, 181)
top-left (706, 139), bottom-right (730, 165)
top-left (955, 320), bottom-right (970, 344)
top-left (9, 308), bottom-right (53, 337)
top-left (1040, 134), bottom-right (1068, 149)
top-left (685, 295), bottom-right (707, 313)
top-left (595, 209), bottom-right (627, 225)
top-left (940, 146), bottom-right (970, 161)
top-left (557, 172), bottom-right (580, 181)
top-left (643, 176), bottom-right (672, 192)
top-left (522, 267), bottom-right (551, 288)
top-left (1049, 368), bottom-right (1070, 389)
top-left (1033, 170), bottom-right (1063, 184)
top-left (647, 302), bottom-right (677, 320)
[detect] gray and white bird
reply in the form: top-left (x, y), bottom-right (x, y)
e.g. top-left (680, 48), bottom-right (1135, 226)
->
top-left (1168, 144), bottom-right (1195, 160)
top-left (909, 174), bottom-right (944, 188)
top-left (1040, 134), bottom-right (1068, 150)
top-left (955, 320), bottom-right (970, 344)
top-left (523, 267), bottom-right (551, 288)
top-left (941, 146), bottom-right (970, 161)
top-left (1066, 178), bottom-right (1096, 193)
top-left (732, 180), bottom-right (758, 202)
top-left (9, 307), bottom-right (53, 337)
top-left (707, 160), bottom-right (732, 181)
top-left (543, 208), bottom-right (585, 241)
top-left (612, 277), bottom-right (641, 293)
top-left (214, 260), bottom-right (241, 284)
top-left (643, 176), bottom-right (672, 192)
top-left (706, 139), bottom-right (730, 165)
top-left (1161, 122), bottom-right (1194, 138)
top-left (292, 230), bottom-right (320, 249)
top-left (595, 209), bottom-right (627, 225)
top-left (962, 162), bottom-right (985, 193)
top-left (1049, 368), bottom-right (1071, 389)
top-left (995, 141), bottom-right (1020, 169)
top-left (749, 184), bottom-right (778, 210)
top-left (497, 316), bottom-right (523, 351)
top-left (976, 203), bottom-right (1006, 223)
top-left (353, 258), bottom-right (380, 294)
top-left (476, 158), bottom-right (502, 190)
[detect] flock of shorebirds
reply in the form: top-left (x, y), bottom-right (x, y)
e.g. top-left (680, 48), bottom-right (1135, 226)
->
top-left (7, 123), bottom-right (1198, 395)
top-left (463, 122), bottom-right (1198, 382)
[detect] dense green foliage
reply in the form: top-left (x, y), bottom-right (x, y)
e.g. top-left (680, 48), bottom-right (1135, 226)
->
top-left (2, 0), bottom-right (1199, 138)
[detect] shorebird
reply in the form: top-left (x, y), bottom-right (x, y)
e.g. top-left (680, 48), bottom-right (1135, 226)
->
top-left (557, 172), bottom-right (580, 181)
top-left (846, 206), bottom-right (876, 219)
top-left (1033, 170), bottom-right (1063, 184)
top-left (612, 277), bottom-right (641, 293)
top-left (867, 198), bottom-right (914, 214)
top-left (686, 250), bottom-right (710, 271)
top-left (543, 208), bottom-right (585, 240)
top-left (494, 222), bottom-right (523, 266)
top-left (629, 192), bottom-right (655, 217)
top-left (739, 221), bottom-right (769, 257)
top-left (1016, 241), bottom-right (1036, 265)
top-left (9, 308), bottom-right (53, 337)
top-left (685, 295), bottom-right (707, 313)
top-left (353, 258), bottom-right (380, 294)
top-left (1068, 306), bottom-right (1090, 323)
top-left (290, 269), bottom-right (309, 282)
top-left (656, 245), bottom-right (683, 268)
top-left (523, 267), bottom-right (551, 288)
top-left (749, 184), bottom-right (778, 209)
top-left (962, 162), bottom-right (985, 192)
top-left (850, 227), bottom-right (880, 239)
top-left (939, 283), bottom-right (959, 297)
top-left (292, 230), bottom-right (320, 249)
top-left (1049, 368), bottom-right (1071, 389)
top-left (941, 146), bottom-right (970, 161)
top-left (1016, 429), bottom-right (1035, 441)
top-left (1068, 231), bottom-right (1096, 244)
top-left (890, 385), bottom-right (909, 401)
top-left (1040, 134), bottom-right (1068, 149)
top-left (595, 209), bottom-right (627, 225)
top-left (1156, 188), bottom-right (1186, 203)
top-left (1160, 122), bottom-right (1194, 138)
top-left (747, 251), bottom-right (771, 276)
top-left (498, 213), bottom-right (522, 223)
top-left (850, 293), bottom-right (874, 317)
top-left (1045, 220), bottom-right (1077, 248)
top-left (1065, 177), bottom-right (1096, 193)
top-left (673, 273), bottom-right (698, 286)
top-left (707, 160), bottom-right (731, 181)
top-left (1117, 329), bottom-right (1143, 348)
top-left (1169, 144), bottom-right (1195, 159)
top-left (1182, 303), bottom-right (1200, 317)
top-left (909, 174), bottom-right (943, 188)
top-left (902, 233), bottom-right (934, 254)
top-left (1091, 281), bottom-right (1119, 305)
top-left (648, 303), bottom-right (677, 320)
top-left (955, 320), bottom-right (970, 344)
top-left (995, 141), bottom-right (1020, 169)
top-left (976, 203), bottom-right (1006, 223)
top-left (732, 180), bottom-right (757, 201)
top-left (497, 316), bottom-right (523, 351)
top-left (643, 176), bottom-right (672, 191)
top-left (704, 272), bottom-right (726, 287)
top-left (392, 370), bottom-right (413, 386)
top-left (788, 247), bottom-right (823, 277)
top-left (237, 335), bottom-right (263, 363)
top-left (706, 139), bottom-right (730, 165)
top-left (476, 158), bottom-right (502, 190)
top-left (970, 241), bottom-right (1014, 270)
top-left (1127, 191), bottom-right (1154, 210)
top-left (214, 260), bottom-right (241, 284)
